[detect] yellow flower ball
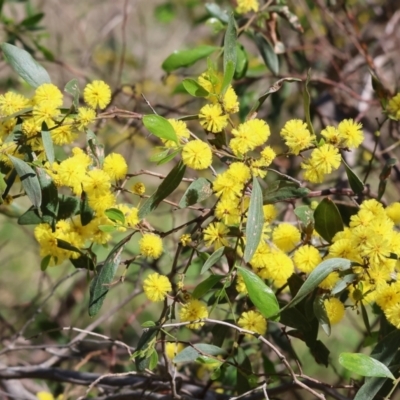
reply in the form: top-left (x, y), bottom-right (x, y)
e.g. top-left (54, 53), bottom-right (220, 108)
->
top-left (139, 233), bottom-right (163, 259)
top-left (143, 273), bottom-right (172, 302)
top-left (179, 299), bottom-right (208, 329)
top-left (182, 140), bottom-right (212, 170)
top-left (103, 152), bottom-right (128, 180)
top-left (83, 80), bottom-right (112, 110)
top-left (272, 223), bottom-right (301, 252)
top-left (323, 297), bottom-right (345, 325)
top-left (238, 310), bottom-right (267, 336)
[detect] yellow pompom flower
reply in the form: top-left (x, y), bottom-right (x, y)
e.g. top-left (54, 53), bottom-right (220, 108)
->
top-left (182, 140), bottom-right (212, 170)
top-left (321, 126), bottom-right (341, 146)
top-left (32, 103), bottom-right (59, 126)
top-left (199, 103), bottom-right (228, 133)
top-left (83, 80), bottom-right (112, 109)
top-left (386, 202), bottom-right (400, 224)
top-left (236, 0), bottom-right (259, 14)
top-left (238, 310), bottom-right (266, 336)
top-left (143, 273), bottom-right (172, 302)
top-left (272, 223), bottom-right (301, 252)
top-left (125, 206), bottom-right (140, 227)
top-left (179, 299), bottom-right (208, 329)
top-left (384, 303), bottom-right (400, 329)
top-left (180, 233), bottom-right (191, 246)
top-left (387, 93), bottom-right (400, 120)
top-left (376, 284), bottom-right (400, 309)
top-left (223, 85), bottom-right (239, 114)
top-left (33, 83), bottom-right (63, 107)
top-left (319, 271), bottom-right (340, 290)
top-left (76, 107), bottom-right (96, 131)
top-left (227, 162), bottom-right (251, 185)
top-left (132, 182), bottom-right (145, 195)
top-left (324, 298), bottom-right (345, 325)
top-left (260, 146), bottom-right (276, 165)
top-left (259, 249), bottom-right (294, 283)
top-left (165, 342), bottom-right (184, 360)
top-left (103, 153), bottom-right (128, 180)
top-left (337, 119), bottom-right (363, 149)
top-left (203, 222), bottom-right (229, 249)
top-left (139, 233), bottom-right (163, 259)
top-left (236, 274), bottom-right (248, 294)
top-left (280, 119), bottom-right (314, 155)
top-left (263, 205), bottom-right (277, 224)
top-left (82, 169), bottom-right (111, 198)
top-left (215, 197), bottom-right (241, 225)
top-left (0, 91), bottom-right (30, 116)
top-left (213, 171), bottom-right (244, 200)
top-left (293, 245), bottom-right (322, 274)
top-left (51, 123), bottom-right (78, 145)
top-left (164, 119), bottom-right (190, 147)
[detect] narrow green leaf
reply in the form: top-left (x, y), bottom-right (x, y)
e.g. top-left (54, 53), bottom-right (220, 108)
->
top-left (238, 267), bottom-right (280, 321)
top-left (263, 181), bottom-right (310, 204)
top-left (18, 206), bottom-right (43, 225)
top-left (247, 77), bottom-right (301, 119)
top-left (148, 348), bottom-right (159, 370)
top-left (157, 148), bottom-right (181, 165)
top-left (37, 168), bottom-right (58, 229)
top-left (313, 297), bottom-right (331, 336)
top-left (141, 321), bottom-right (156, 328)
top-left (179, 178), bottom-right (213, 208)
top-left (57, 194), bottom-right (79, 220)
top-left (143, 114), bottom-right (178, 143)
top-left (254, 33), bottom-right (279, 76)
top-left (284, 258), bottom-right (352, 310)
top-left (234, 44), bottom-right (248, 80)
top-left (41, 129), bottom-right (55, 165)
top-left (200, 246), bottom-right (225, 275)
top-left (221, 12), bottom-right (237, 94)
top-left (303, 69), bottom-right (316, 137)
top-left (161, 45), bottom-right (218, 73)
top-left (342, 159), bottom-right (364, 194)
top-left (354, 330), bottom-right (400, 400)
top-left (89, 235), bottom-right (131, 316)
top-left (149, 148), bottom-right (170, 163)
top-left (244, 177), bottom-right (264, 263)
top-left (56, 239), bottom-right (82, 255)
top-left (80, 191), bottom-right (94, 226)
top-left (205, 3), bottom-right (229, 23)
top-left (98, 224), bottom-right (117, 233)
top-left (314, 198), bottom-right (344, 243)
top-left (70, 255), bottom-right (95, 270)
top-left (1, 43), bottom-right (51, 88)
top-left (339, 353), bottom-right (395, 380)
top-left (138, 161), bottom-right (186, 219)
top-left (173, 344), bottom-right (226, 363)
top-left (192, 275), bottom-right (224, 299)
top-left (64, 78), bottom-right (80, 109)
top-left (182, 78), bottom-right (209, 97)
top-left (105, 208), bottom-right (125, 224)
top-left (20, 13), bottom-right (44, 27)
top-left (41, 255), bottom-right (51, 271)
top-left (360, 301), bottom-right (371, 336)
top-left (8, 155), bottom-right (42, 209)
top-left (134, 327), bottom-right (158, 371)
top-left (0, 172), bottom-right (7, 197)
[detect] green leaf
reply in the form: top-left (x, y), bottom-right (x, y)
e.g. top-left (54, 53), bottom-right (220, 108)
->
top-left (279, 305), bottom-right (311, 332)
top-left (313, 296), bottom-right (331, 336)
top-left (148, 348), bottom-right (159, 370)
top-left (294, 205), bottom-right (314, 227)
top-left (142, 321), bottom-right (156, 328)
top-left (134, 327), bottom-right (158, 371)
top-left (37, 168), bottom-right (58, 229)
top-left (221, 12), bottom-right (237, 94)
top-left (205, 3), bottom-right (229, 23)
top-left (70, 255), bottom-right (95, 270)
top-left (20, 12), bottom-right (44, 27)
top-left (179, 178), bottom-right (213, 208)
top-left (154, 2), bottom-right (176, 24)
top-left (234, 44), bottom-right (248, 80)
top-left (18, 207), bottom-right (42, 225)
top-left (284, 258), bottom-right (352, 310)
top-left (253, 33), bottom-right (279, 76)
top-left (98, 224), bottom-right (117, 233)
top-left (161, 45), bottom-right (218, 73)
top-left (105, 208), bottom-right (125, 224)
top-left (182, 78), bottom-right (209, 97)
top-left (238, 267), bottom-right (280, 321)
top-left (149, 148), bottom-right (170, 163)
top-left (56, 239), bottom-right (82, 255)
top-left (360, 301), bottom-right (371, 336)
top-left (89, 235), bottom-right (130, 316)
top-left (173, 344), bottom-right (226, 363)
top-left (354, 330), bottom-right (400, 400)
top-left (57, 194), bottom-right (79, 220)
top-left (314, 198), bottom-right (344, 243)
top-left (247, 77), bottom-right (301, 119)
top-left (200, 246), bottom-right (225, 275)
top-left (143, 114), bottom-right (178, 143)
top-left (1, 43), bottom-right (51, 88)
top-left (80, 191), bottom-right (94, 226)
top-left (263, 181), bottom-right (310, 204)
top-left (138, 161), bottom-right (186, 219)
top-left (157, 148), bottom-right (181, 165)
top-left (303, 69), bottom-right (316, 137)
top-left (339, 353), bottom-right (395, 380)
top-left (41, 255), bottom-right (51, 271)
top-left (64, 78), bottom-right (80, 109)
top-left (342, 159), bottom-right (364, 194)
top-left (192, 275), bottom-right (224, 299)
top-left (8, 155), bottom-right (42, 209)
top-left (41, 128), bottom-right (55, 165)
top-left (244, 177), bottom-right (264, 263)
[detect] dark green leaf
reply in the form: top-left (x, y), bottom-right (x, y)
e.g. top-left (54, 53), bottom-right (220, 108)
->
top-left (303, 69), bottom-right (315, 137)
top-left (8, 155), bottom-right (42, 209)
top-left (244, 177), bottom-right (264, 263)
top-left (236, 347), bottom-right (252, 395)
top-left (205, 3), bottom-right (229, 23)
top-left (339, 353), bottom-right (395, 380)
top-left (192, 274), bottom-right (224, 299)
top-left (263, 182), bottom-right (309, 204)
top-left (254, 33), bottom-right (279, 76)
top-left (361, 301), bottom-right (371, 336)
top-left (279, 305), bottom-right (311, 331)
top-left (134, 327), bottom-right (158, 371)
top-left (37, 168), bottom-right (58, 229)
top-left (41, 255), bottom-right (51, 271)
top-left (89, 235), bottom-right (131, 316)
top-left (138, 161), bottom-right (186, 219)
top-left (238, 267), bottom-right (280, 321)
top-left (284, 258), bottom-right (352, 310)
top-left (80, 191), bottom-right (94, 226)
top-left (1, 42), bottom-right (51, 88)
top-left (234, 44), bottom-right (248, 80)
top-left (20, 13), bottom-right (44, 27)
top-left (342, 159), bottom-right (364, 194)
top-left (143, 114), bottom-right (178, 143)
top-left (313, 296), bottom-right (331, 336)
top-left (161, 45), bottom-right (218, 73)
top-left (56, 239), bottom-right (82, 255)
top-left (200, 246), bottom-right (225, 274)
top-left (41, 129), bottom-right (55, 165)
top-left (314, 198), bottom-right (344, 243)
top-left (221, 12), bottom-right (237, 94)
top-left (182, 78), bottom-right (209, 97)
top-left (57, 194), bottom-right (79, 220)
top-left (179, 178), bottom-right (213, 208)
top-left (105, 208), bottom-right (125, 224)
top-left (18, 206), bottom-right (42, 225)
top-left (354, 330), bottom-right (400, 400)
top-left (247, 77), bottom-right (301, 119)
top-left (64, 78), bottom-right (80, 109)
top-left (70, 255), bottom-right (95, 270)
top-left (173, 344), bottom-right (226, 363)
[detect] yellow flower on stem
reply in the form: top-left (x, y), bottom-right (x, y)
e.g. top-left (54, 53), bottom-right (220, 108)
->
top-left (238, 310), bottom-right (266, 336)
top-left (323, 298), bottom-right (345, 325)
top-left (182, 140), bottom-right (212, 170)
top-left (143, 273), bottom-right (172, 302)
top-left (179, 299), bottom-right (208, 329)
top-left (103, 152), bottom-right (128, 180)
top-left (83, 80), bottom-right (112, 109)
top-left (139, 233), bottom-right (163, 259)
top-left (199, 103), bottom-right (228, 133)
top-left (203, 222), bottom-right (229, 249)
